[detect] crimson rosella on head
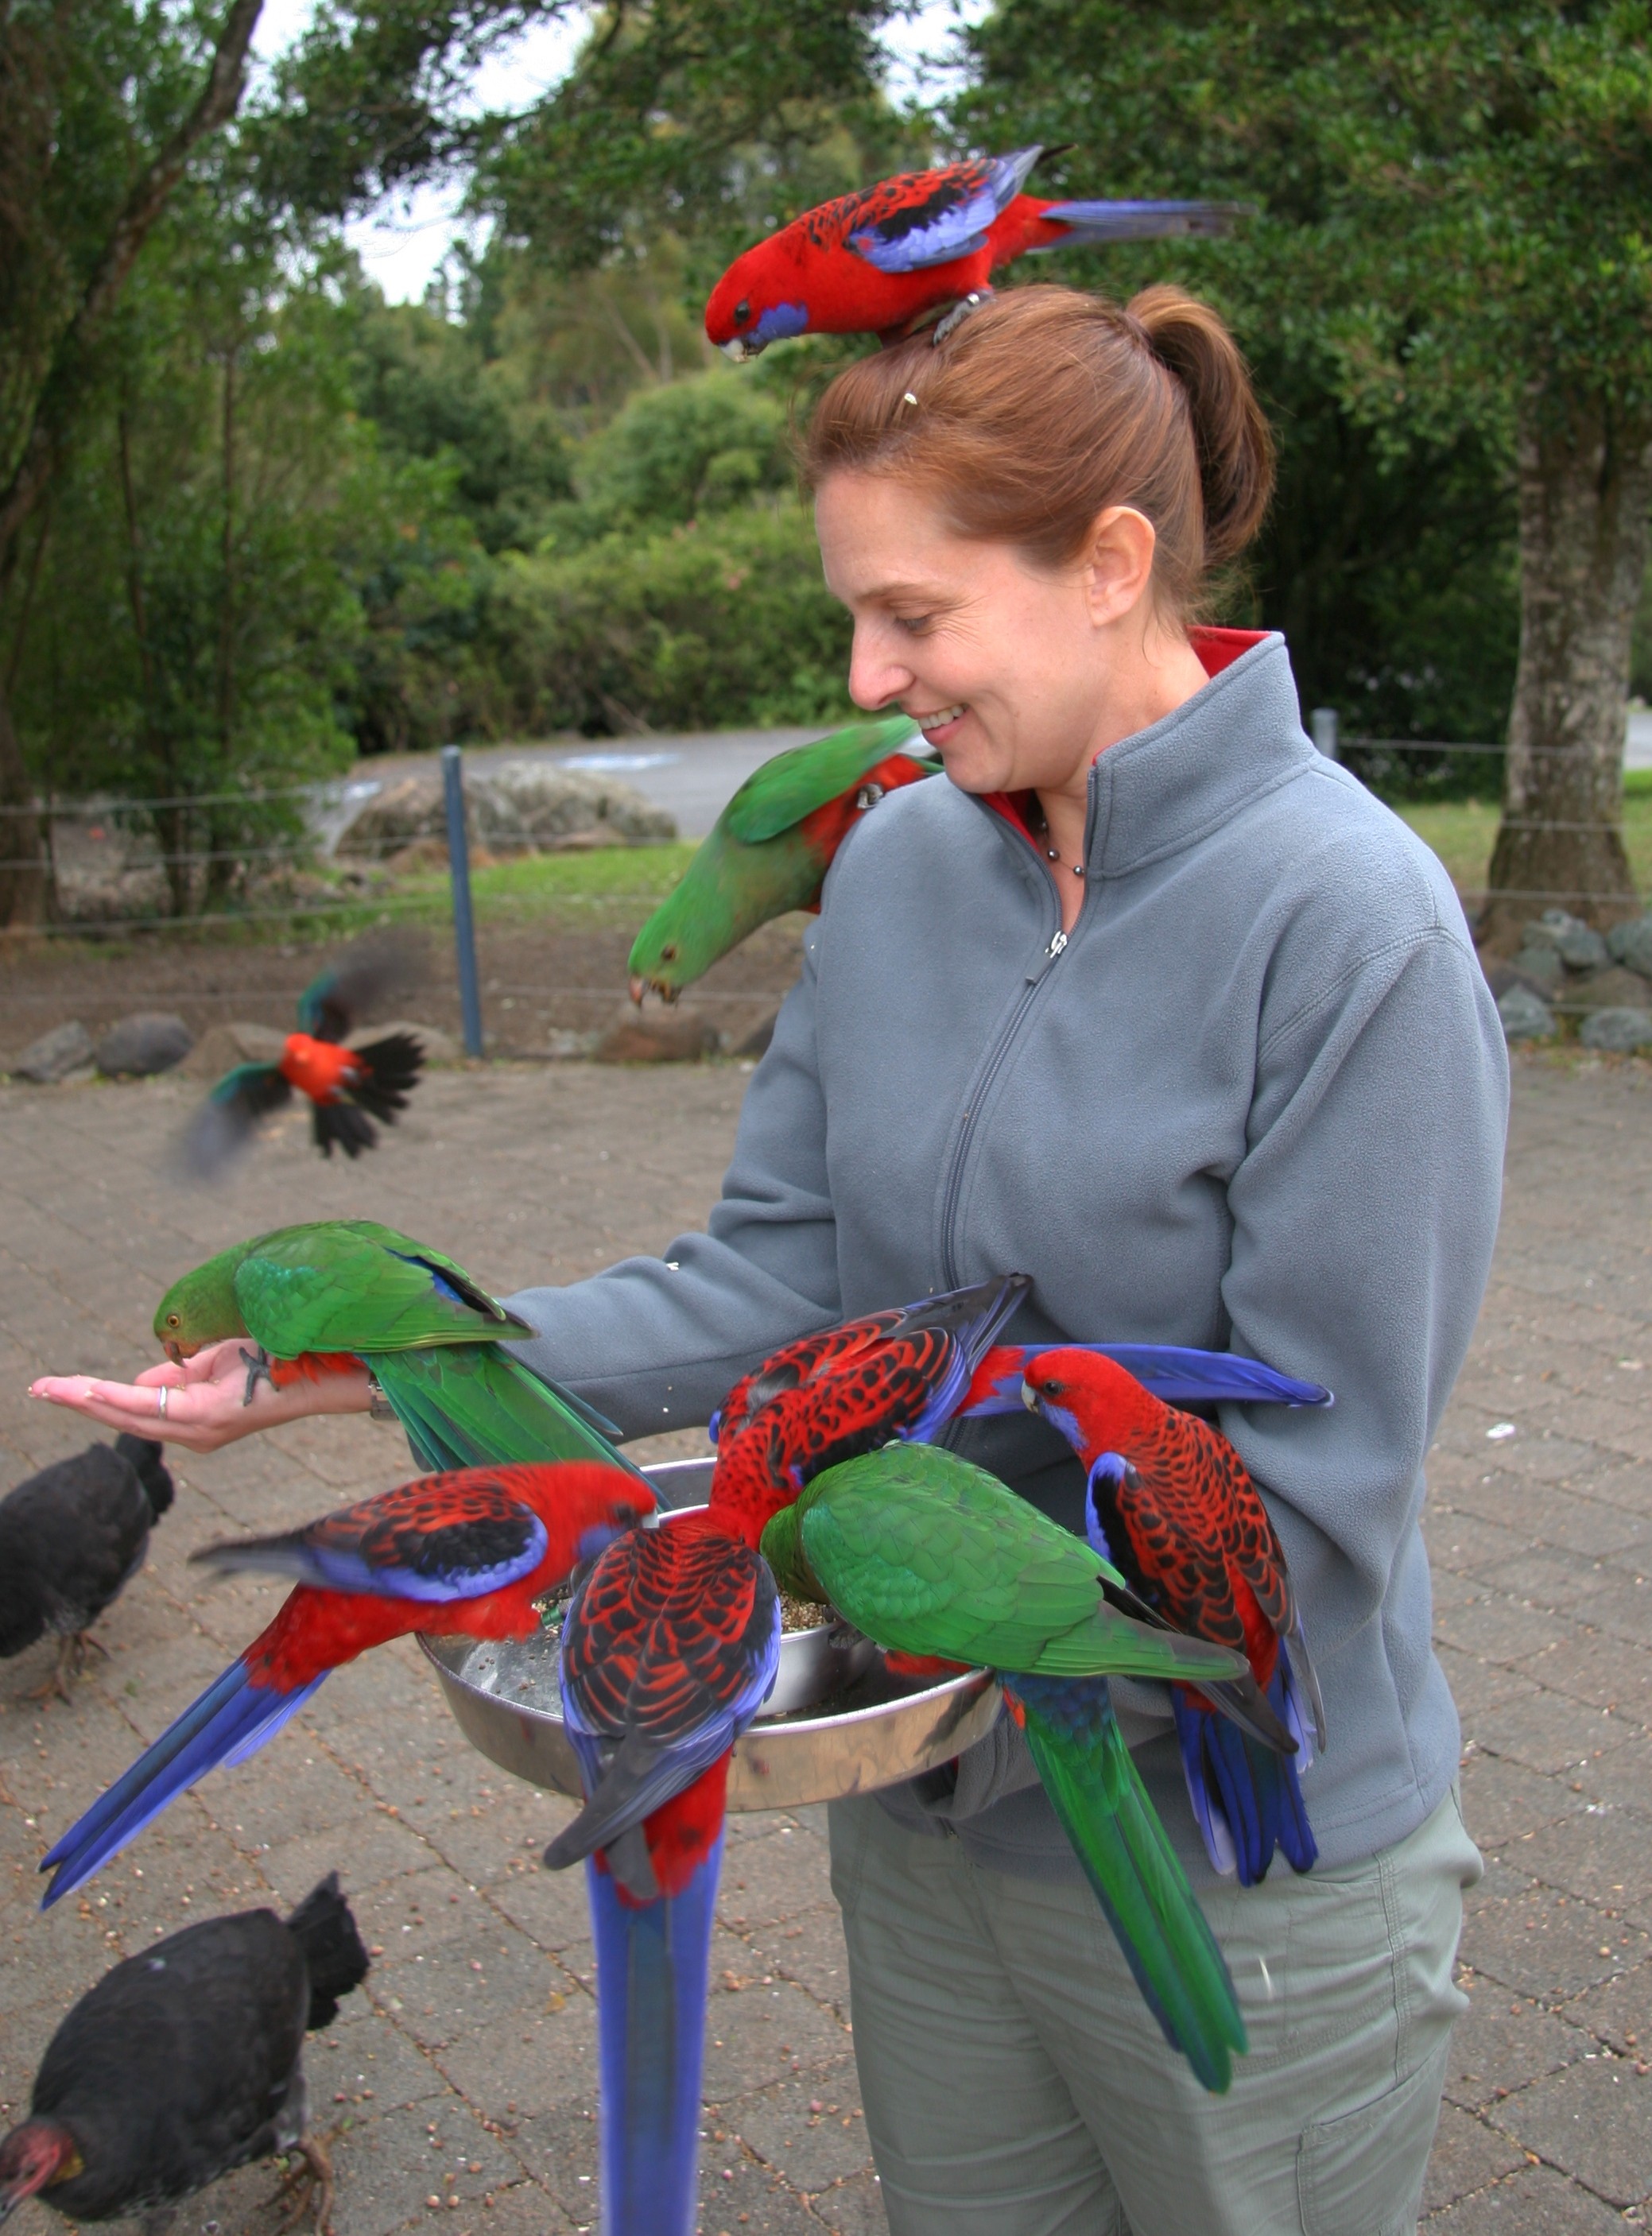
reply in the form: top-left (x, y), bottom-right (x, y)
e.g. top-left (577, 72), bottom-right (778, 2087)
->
top-left (37, 1460), bottom-right (653, 1907)
top-left (1022, 1347), bottom-right (1328, 1885)
top-left (706, 145), bottom-right (1242, 356)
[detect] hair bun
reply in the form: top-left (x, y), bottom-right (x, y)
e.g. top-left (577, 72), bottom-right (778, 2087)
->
top-left (1128, 285), bottom-right (1274, 570)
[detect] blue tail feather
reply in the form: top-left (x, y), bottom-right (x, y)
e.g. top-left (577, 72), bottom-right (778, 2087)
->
top-left (1173, 1667), bottom-right (1317, 1889)
top-left (40, 1662), bottom-right (326, 1907)
top-left (588, 1833), bottom-right (722, 2236)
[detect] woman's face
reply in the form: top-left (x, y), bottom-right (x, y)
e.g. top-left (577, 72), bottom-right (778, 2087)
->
top-left (814, 468), bottom-right (1158, 799)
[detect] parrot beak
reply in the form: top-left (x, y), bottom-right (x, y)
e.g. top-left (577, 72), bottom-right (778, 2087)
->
top-left (719, 338), bottom-right (762, 363)
top-left (163, 1339), bottom-right (185, 1366)
top-left (627, 974), bottom-right (648, 1007)
top-left (1021, 1379), bottom-right (1039, 1413)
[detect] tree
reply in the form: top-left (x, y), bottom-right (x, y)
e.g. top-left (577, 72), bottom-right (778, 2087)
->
top-left (952, 0), bottom-right (1652, 936)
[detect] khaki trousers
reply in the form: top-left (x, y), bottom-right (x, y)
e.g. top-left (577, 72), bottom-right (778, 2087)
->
top-left (827, 1785), bottom-right (1481, 2236)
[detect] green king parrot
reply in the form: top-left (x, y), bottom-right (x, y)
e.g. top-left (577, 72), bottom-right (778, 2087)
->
top-left (760, 1441), bottom-right (1250, 2092)
top-left (627, 714), bottom-right (937, 1003)
top-left (153, 1219), bottom-right (648, 1485)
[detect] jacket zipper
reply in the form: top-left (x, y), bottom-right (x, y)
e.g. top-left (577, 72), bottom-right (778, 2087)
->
top-left (936, 810), bottom-right (1092, 1288)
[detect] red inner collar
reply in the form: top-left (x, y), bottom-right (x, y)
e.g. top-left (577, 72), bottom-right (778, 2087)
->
top-left (983, 626), bottom-right (1266, 839)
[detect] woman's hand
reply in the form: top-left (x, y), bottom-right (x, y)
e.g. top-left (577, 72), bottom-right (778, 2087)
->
top-left (30, 1340), bottom-right (373, 1454)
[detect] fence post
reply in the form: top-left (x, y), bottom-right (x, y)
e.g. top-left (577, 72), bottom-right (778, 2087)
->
top-left (441, 745), bottom-right (484, 1060)
top-left (1310, 707), bottom-right (1340, 761)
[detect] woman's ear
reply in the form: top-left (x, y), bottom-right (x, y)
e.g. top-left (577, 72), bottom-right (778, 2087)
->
top-left (1083, 506), bottom-right (1158, 626)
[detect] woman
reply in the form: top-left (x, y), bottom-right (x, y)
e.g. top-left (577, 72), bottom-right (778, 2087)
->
top-left (40, 284), bottom-right (1507, 2234)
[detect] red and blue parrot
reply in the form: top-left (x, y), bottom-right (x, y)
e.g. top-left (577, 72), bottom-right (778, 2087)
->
top-left (706, 145), bottom-right (1240, 356)
top-left (37, 1461), bottom-right (653, 1907)
top-left (1022, 1347), bottom-right (1327, 1885)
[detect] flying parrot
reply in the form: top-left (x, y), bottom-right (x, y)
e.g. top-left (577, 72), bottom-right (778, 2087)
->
top-left (38, 1460), bottom-right (653, 1906)
top-left (541, 1508), bottom-right (780, 2236)
top-left (153, 1219), bottom-right (646, 1480)
top-left (179, 937), bottom-right (427, 1177)
top-left (627, 714), bottom-right (937, 1005)
top-left (1022, 1347), bottom-right (1327, 1885)
top-left (759, 1443), bottom-right (1251, 2092)
top-left (706, 145), bottom-right (1243, 357)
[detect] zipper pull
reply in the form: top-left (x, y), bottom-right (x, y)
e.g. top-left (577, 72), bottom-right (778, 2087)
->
top-left (1045, 928), bottom-right (1068, 960)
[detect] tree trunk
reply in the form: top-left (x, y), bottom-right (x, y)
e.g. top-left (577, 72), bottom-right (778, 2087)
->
top-left (0, 676), bottom-right (46, 928)
top-left (1480, 388), bottom-right (1652, 947)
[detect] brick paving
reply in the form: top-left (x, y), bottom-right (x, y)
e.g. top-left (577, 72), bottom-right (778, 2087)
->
top-left (0, 1050), bottom-right (1647, 2234)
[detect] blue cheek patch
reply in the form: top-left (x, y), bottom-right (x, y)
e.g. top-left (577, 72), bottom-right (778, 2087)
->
top-left (754, 302), bottom-right (810, 345)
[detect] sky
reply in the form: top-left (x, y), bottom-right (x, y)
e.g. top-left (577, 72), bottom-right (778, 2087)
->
top-left (251, 0), bottom-right (991, 304)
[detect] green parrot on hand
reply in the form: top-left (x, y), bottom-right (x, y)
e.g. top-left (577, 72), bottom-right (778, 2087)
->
top-left (153, 1219), bottom-right (646, 1483)
top-left (627, 714), bottom-right (937, 1004)
top-left (760, 1442), bottom-right (1249, 2092)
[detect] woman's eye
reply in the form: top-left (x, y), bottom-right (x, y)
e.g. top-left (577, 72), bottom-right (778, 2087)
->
top-left (893, 613), bottom-right (933, 636)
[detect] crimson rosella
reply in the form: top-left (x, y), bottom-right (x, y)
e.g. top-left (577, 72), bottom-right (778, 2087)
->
top-left (542, 1508), bottom-right (780, 2236)
top-left (1022, 1347), bottom-right (1327, 1885)
top-left (37, 1461), bottom-right (653, 1906)
top-left (706, 145), bottom-right (1240, 356)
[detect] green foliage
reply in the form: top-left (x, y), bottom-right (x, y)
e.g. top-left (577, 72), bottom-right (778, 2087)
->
top-left (573, 374), bottom-right (793, 530)
top-left (489, 504), bottom-right (852, 732)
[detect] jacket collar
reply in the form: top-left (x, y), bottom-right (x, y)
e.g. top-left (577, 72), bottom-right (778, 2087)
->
top-left (982, 630), bottom-right (1317, 880)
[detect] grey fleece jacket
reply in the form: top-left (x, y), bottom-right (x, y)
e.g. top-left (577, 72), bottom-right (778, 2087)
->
top-left (506, 630), bottom-right (1509, 1884)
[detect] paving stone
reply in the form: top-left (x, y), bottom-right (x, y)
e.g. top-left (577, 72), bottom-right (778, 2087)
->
top-left (1460, 1885), bottom-right (1651, 2002)
top-left (1468, 1691), bottom-right (1644, 1777)
top-left (1487, 2056), bottom-right (1652, 2208)
top-left (1422, 2104), bottom-right (1527, 2215)
top-left (1560, 1957), bottom-right (1652, 2056)
top-left (1443, 1989), bottom-right (1590, 2111)
top-left (1514, 1629), bottom-right (1652, 1727)
top-left (1458, 1751), bottom-right (1587, 1848)
top-left (1424, 2163), bottom-right (1630, 2230)
top-left (1507, 1803), bottom-right (1652, 1919)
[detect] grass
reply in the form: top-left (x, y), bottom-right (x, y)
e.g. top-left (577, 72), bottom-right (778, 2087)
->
top-left (1398, 785), bottom-right (1652, 901)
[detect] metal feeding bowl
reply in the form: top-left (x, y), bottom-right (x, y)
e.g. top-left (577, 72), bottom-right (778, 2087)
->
top-left (421, 1457), bottom-right (1003, 1812)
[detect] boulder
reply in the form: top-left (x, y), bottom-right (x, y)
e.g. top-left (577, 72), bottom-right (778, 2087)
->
top-left (335, 761), bottom-right (676, 861)
top-left (1559, 966), bottom-right (1652, 1013)
top-left (95, 1013), bottom-right (194, 1077)
top-left (1579, 1007), bottom-right (1652, 1054)
top-left (732, 1009), bottom-right (780, 1060)
top-left (1521, 909), bottom-right (1609, 973)
top-left (1483, 957), bottom-right (1557, 1003)
top-left (546, 1029), bottom-right (600, 1061)
top-left (348, 1017), bottom-right (460, 1064)
top-left (1497, 986), bottom-right (1556, 1043)
top-left (1509, 942), bottom-right (1563, 991)
top-left (593, 1009), bottom-right (719, 1064)
top-left (1605, 914), bottom-right (1652, 980)
top-left (177, 1021), bottom-right (289, 1079)
top-left (11, 1020), bottom-right (95, 1082)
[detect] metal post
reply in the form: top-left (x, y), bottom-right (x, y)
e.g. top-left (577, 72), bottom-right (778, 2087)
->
top-left (1310, 707), bottom-right (1340, 761)
top-left (441, 745), bottom-right (484, 1059)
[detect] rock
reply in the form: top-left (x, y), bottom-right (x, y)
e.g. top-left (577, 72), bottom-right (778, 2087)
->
top-left (1483, 957), bottom-right (1557, 1003)
top-left (335, 761), bottom-right (676, 861)
top-left (94, 1013), bottom-right (194, 1077)
top-left (1605, 914), bottom-right (1652, 979)
top-left (1579, 1006), bottom-right (1652, 1054)
top-left (347, 1017), bottom-right (460, 1064)
top-left (1559, 966), bottom-right (1652, 1013)
top-left (1509, 942), bottom-right (1563, 991)
top-left (732, 1009), bottom-right (780, 1060)
top-left (593, 1009), bottom-right (719, 1064)
top-left (1522, 909), bottom-right (1609, 973)
top-left (177, 1021), bottom-right (289, 1079)
top-left (545, 1029), bottom-right (600, 1061)
top-left (1497, 986), bottom-right (1556, 1043)
top-left (11, 1020), bottom-right (95, 1082)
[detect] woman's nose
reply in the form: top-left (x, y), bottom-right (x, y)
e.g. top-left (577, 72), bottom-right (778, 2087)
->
top-left (847, 622), bottom-right (913, 714)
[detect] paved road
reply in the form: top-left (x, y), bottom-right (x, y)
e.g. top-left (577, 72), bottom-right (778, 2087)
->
top-left (1, 1053), bottom-right (1649, 2234)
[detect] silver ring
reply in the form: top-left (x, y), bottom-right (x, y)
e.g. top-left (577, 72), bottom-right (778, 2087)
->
top-left (156, 1385), bottom-right (169, 1420)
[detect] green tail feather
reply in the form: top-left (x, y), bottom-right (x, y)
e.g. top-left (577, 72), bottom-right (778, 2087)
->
top-left (1011, 1677), bottom-right (1246, 2095)
top-left (370, 1348), bottom-right (650, 1481)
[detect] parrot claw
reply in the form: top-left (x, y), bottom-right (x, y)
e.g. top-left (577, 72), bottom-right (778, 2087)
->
top-left (933, 289), bottom-right (992, 343)
top-left (238, 1345), bottom-right (276, 1406)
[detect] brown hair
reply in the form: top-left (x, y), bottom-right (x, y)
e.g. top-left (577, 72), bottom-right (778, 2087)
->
top-left (801, 284), bottom-right (1274, 616)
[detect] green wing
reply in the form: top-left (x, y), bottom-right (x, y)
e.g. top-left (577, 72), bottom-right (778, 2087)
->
top-left (373, 1347), bottom-right (650, 1481)
top-left (232, 1219), bottom-right (529, 1355)
top-left (797, 1447), bottom-right (1244, 1684)
top-left (723, 715), bottom-right (920, 844)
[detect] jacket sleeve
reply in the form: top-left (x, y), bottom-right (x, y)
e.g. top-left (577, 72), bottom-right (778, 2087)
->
top-left (1216, 923), bottom-right (1509, 1668)
top-left (502, 932), bottom-right (843, 1439)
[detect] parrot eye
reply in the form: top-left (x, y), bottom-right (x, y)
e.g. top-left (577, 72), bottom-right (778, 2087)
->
top-left (165, 1312), bottom-right (180, 1329)
top-left (734, 300), bottom-right (751, 327)
top-left (660, 942), bottom-right (678, 962)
